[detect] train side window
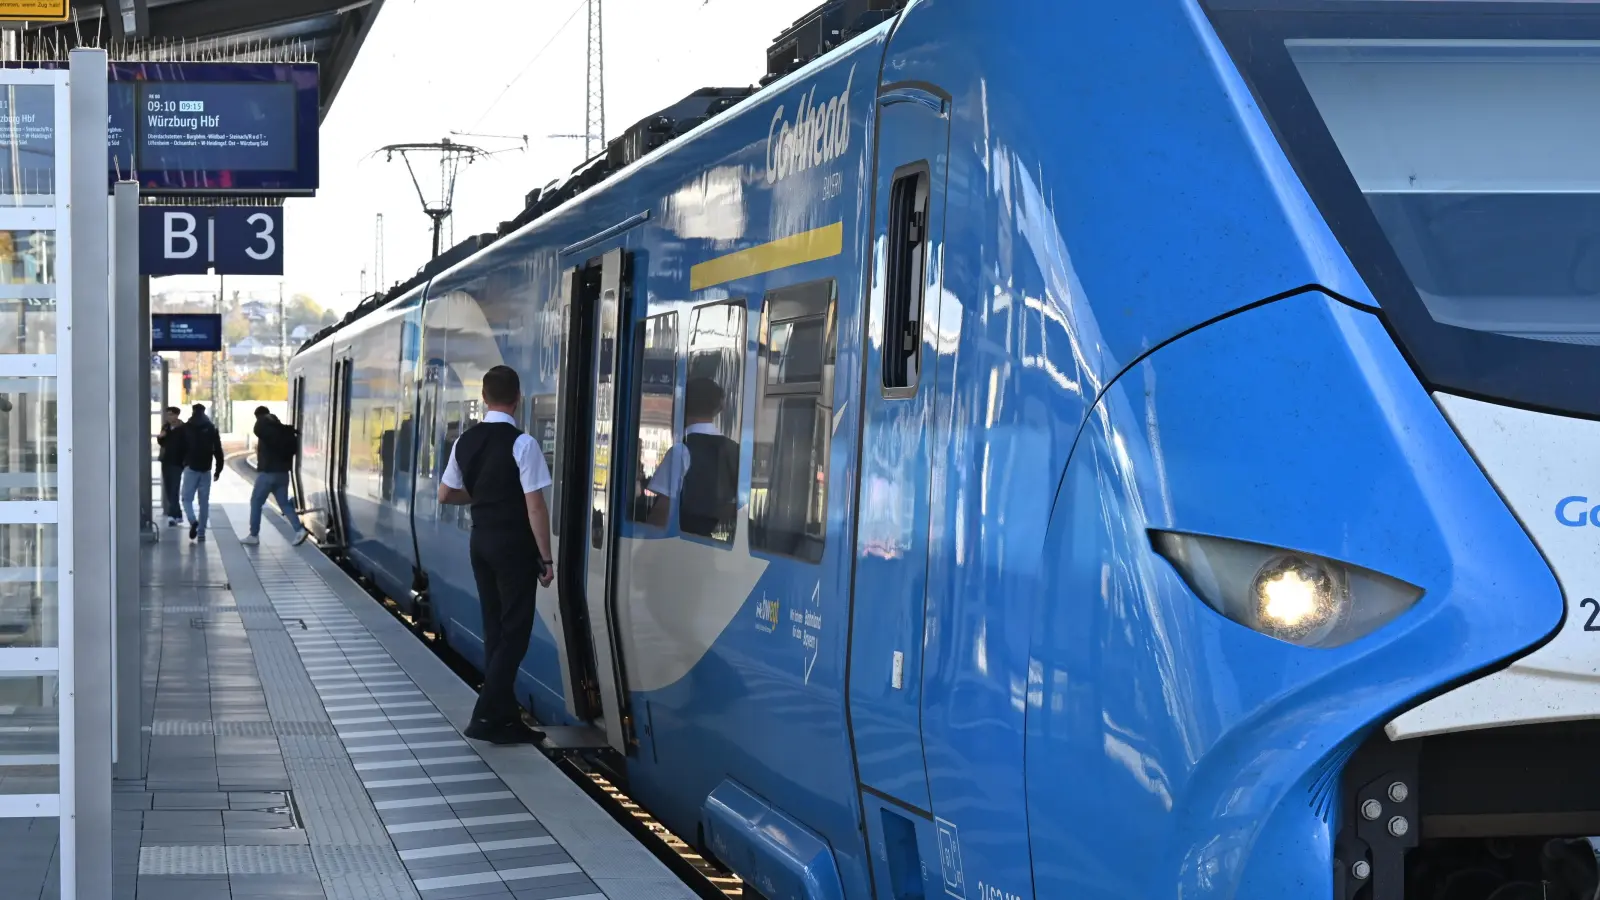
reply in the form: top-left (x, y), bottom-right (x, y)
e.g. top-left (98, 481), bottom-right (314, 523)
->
top-left (660, 301), bottom-right (746, 544)
top-left (882, 164), bottom-right (930, 394)
top-left (750, 279), bottom-right (837, 564)
top-left (630, 313), bottom-right (680, 525)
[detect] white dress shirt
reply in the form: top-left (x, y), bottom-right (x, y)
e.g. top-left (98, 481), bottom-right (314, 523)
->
top-left (441, 410), bottom-right (552, 494)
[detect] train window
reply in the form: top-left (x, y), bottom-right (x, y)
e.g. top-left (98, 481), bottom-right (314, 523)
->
top-left (882, 164), bottom-right (930, 393)
top-left (673, 301), bottom-right (746, 543)
top-left (750, 279), bottom-right (837, 564)
top-left (630, 313), bottom-right (680, 525)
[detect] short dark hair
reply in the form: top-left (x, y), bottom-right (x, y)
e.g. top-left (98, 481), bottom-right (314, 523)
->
top-left (166, 407), bottom-right (180, 416)
top-left (482, 366), bottom-right (520, 407)
top-left (254, 406), bottom-right (270, 418)
top-left (192, 403), bottom-right (206, 415)
top-left (685, 377), bottom-right (724, 420)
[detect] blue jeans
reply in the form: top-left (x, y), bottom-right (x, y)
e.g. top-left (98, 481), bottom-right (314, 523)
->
top-left (250, 471), bottom-right (304, 537)
top-left (180, 468), bottom-right (212, 537)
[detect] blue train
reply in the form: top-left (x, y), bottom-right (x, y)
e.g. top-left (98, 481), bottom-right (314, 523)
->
top-left (287, 2), bottom-right (1600, 898)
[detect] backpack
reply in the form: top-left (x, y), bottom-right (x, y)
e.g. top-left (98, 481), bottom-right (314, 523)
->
top-left (678, 433), bottom-right (739, 538)
top-left (267, 419), bottom-right (299, 459)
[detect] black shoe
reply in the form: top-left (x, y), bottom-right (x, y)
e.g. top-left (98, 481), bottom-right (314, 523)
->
top-left (463, 718), bottom-right (497, 741)
top-left (197, 535), bottom-right (206, 544)
top-left (189, 523), bottom-right (198, 541)
top-left (466, 719), bottom-right (543, 746)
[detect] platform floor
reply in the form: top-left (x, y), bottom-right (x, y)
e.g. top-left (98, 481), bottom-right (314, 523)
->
top-left (7, 473), bottom-right (697, 900)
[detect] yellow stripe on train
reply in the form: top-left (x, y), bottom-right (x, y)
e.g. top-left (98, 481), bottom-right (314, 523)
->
top-left (689, 221), bottom-right (844, 292)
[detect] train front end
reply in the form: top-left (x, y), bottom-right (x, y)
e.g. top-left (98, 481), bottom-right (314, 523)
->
top-left (1184, 2), bottom-right (1600, 898)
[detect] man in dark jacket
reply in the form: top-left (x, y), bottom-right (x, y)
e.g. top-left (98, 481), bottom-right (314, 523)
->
top-left (243, 406), bottom-right (308, 546)
top-left (180, 403), bottom-right (225, 543)
top-left (156, 407), bottom-right (186, 526)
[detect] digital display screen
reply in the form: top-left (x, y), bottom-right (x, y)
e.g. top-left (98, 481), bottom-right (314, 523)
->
top-left (0, 62), bottom-right (319, 196)
top-left (152, 314), bottom-right (223, 352)
top-left (113, 62), bottom-right (318, 195)
top-left (139, 82), bottom-right (298, 172)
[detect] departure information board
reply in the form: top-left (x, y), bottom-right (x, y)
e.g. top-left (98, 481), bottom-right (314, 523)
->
top-left (109, 63), bottom-right (318, 195)
top-left (1, 62), bottom-right (317, 197)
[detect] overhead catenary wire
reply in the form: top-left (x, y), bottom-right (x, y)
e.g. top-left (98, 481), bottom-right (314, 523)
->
top-left (467, 0), bottom-right (589, 132)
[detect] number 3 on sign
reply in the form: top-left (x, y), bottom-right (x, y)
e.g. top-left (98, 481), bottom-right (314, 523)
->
top-left (245, 212), bottom-right (277, 261)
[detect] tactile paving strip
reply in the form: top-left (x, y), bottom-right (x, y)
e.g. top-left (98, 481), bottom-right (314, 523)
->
top-left (213, 509), bottom-right (423, 900)
top-left (138, 845), bottom-right (318, 876)
top-left (149, 719), bottom-right (339, 736)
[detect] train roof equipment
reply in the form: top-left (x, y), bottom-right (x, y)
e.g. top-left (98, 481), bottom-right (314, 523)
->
top-left (298, 0), bottom-right (909, 356)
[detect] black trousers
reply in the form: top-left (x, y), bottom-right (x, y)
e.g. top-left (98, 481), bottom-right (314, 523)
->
top-left (161, 463), bottom-right (184, 518)
top-left (468, 528), bottom-right (542, 725)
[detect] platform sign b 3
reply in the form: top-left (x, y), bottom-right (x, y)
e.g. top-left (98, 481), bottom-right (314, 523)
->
top-left (0, 0), bottom-right (69, 22)
top-left (140, 206), bottom-right (284, 276)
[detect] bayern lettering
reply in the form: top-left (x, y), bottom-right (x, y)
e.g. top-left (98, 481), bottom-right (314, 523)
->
top-left (766, 65), bottom-right (855, 185)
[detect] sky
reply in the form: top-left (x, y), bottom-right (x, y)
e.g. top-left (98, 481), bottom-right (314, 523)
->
top-left (157, 0), bottom-right (820, 313)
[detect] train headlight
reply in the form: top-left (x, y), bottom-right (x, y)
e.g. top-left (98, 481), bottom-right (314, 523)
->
top-left (1151, 531), bottom-right (1422, 649)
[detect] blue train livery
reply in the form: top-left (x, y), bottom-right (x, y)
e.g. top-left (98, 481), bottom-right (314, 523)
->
top-left (288, 2), bottom-right (1600, 898)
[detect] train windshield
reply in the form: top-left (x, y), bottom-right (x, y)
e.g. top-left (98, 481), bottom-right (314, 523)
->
top-left (1209, 3), bottom-right (1600, 416)
top-left (1291, 41), bottom-right (1600, 344)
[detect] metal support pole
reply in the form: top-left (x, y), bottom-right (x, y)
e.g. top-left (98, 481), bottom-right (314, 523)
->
top-left (140, 277), bottom-right (153, 539)
top-left (69, 47), bottom-right (113, 900)
top-left (112, 181), bottom-right (142, 782)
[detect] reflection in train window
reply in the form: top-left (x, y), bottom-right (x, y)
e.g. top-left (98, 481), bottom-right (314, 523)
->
top-left (750, 280), bottom-right (836, 564)
top-left (630, 314), bottom-right (679, 525)
top-left (667, 302), bottom-right (746, 544)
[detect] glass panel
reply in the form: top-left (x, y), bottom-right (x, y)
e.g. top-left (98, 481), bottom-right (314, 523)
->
top-left (0, 85), bottom-right (58, 206)
top-left (0, 378), bottom-right (55, 501)
top-left (0, 231), bottom-right (57, 356)
top-left (751, 281), bottom-right (836, 564)
top-left (632, 314), bottom-right (679, 525)
top-left (0, 526), bottom-right (57, 650)
top-left (0, 675), bottom-right (58, 796)
top-left (678, 303), bottom-right (746, 544)
top-left (686, 303), bottom-right (746, 440)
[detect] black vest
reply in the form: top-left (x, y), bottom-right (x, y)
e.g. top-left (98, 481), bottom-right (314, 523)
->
top-left (455, 422), bottom-right (532, 535)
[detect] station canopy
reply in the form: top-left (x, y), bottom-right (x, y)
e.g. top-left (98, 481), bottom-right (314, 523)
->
top-left (21, 0), bottom-right (385, 120)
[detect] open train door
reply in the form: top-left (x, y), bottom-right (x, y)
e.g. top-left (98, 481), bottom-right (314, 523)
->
top-left (848, 80), bottom-right (951, 830)
top-left (328, 354), bottom-right (355, 551)
top-left (549, 248), bottom-right (635, 754)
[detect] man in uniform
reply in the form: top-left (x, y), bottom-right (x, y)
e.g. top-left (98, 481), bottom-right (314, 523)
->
top-left (438, 366), bottom-right (555, 745)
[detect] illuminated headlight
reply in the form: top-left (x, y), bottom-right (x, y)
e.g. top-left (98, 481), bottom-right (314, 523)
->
top-left (1151, 531), bottom-right (1423, 649)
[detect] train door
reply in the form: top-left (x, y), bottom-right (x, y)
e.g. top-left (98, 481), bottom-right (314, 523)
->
top-left (552, 248), bottom-right (634, 753)
top-left (289, 374), bottom-right (305, 515)
top-left (848, 83), bottom-right (952, 816)
top-left (329, 355), bottom-right (355, 549)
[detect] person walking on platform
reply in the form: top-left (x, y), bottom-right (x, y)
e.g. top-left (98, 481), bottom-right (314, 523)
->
top-left (243, 406), bottom-right (309, 547)
top-left (437, 366), bottom-right (555, 745)
top-left (180, 403), bottom-right (225, 544)
top-left (157, 407), bottom-right (186, 527)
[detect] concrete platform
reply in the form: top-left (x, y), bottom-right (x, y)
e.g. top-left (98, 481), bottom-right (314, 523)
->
top-left (7, 472), bottom-right (697, 900)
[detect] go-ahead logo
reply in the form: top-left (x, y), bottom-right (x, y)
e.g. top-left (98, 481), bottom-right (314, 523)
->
top-left (766, 65), bottom-right (856, 186)
top-left (1556, 496), bottom-right (1600, 526)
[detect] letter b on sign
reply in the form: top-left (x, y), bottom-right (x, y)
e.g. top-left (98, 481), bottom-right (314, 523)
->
top-left (164, 213), bottom-right (199, 260)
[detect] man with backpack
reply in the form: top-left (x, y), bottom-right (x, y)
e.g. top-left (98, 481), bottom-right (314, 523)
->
top-left (242, 406), bottom-right (309, 546)
top-left (181, 403), bottom-right (226, 543)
